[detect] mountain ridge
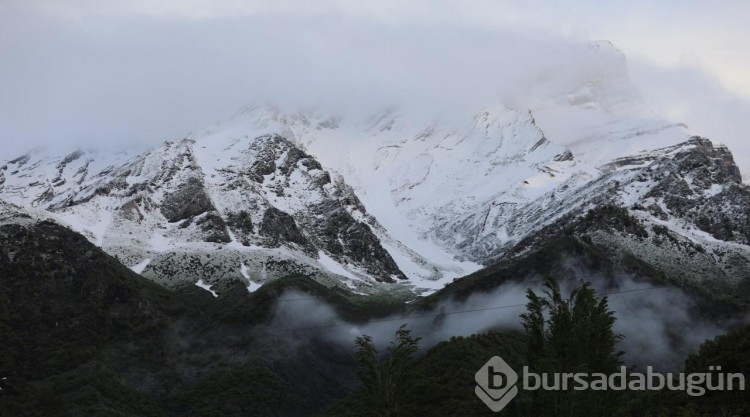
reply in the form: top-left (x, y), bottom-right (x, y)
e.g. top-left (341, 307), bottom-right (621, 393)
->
top-left (2, 110), bottom-right (748, 298)
top-left (2, 40), bottom-right (748, 297)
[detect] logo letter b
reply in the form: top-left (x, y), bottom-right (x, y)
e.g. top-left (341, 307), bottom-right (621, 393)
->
top-left (475, 356), bottom-right (519, 412)
top-left (488, 366), bottom-right (508, 389)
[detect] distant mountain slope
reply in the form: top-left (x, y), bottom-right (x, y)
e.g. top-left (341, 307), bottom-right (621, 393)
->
top-left (1, 41), bottom-right (748, 297)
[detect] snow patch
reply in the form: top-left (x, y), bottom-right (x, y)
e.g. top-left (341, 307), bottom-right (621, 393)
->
top-left (246, 280), bottom-right (262, 293)
top-left (240, 262), bottom-right (263, 293)
top-left (195, 279), bottom-right (218, 297)
top-left (130, 258), bottom-right (151, 274)
top-left (149, 232), bottom-right (173, 252)
top-left (703, 184), bottom-right (724, 198)
top-left (317, 251), bottom-right (358, 280)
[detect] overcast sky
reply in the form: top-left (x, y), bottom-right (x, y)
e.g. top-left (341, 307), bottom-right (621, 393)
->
top-left (1, 0), bottom-right (748, 177)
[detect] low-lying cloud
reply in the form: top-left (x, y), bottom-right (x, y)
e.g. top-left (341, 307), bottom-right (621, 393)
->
top-left (266, 273), bottom-right (738, 371)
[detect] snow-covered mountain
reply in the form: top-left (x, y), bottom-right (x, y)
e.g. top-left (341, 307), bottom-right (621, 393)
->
top-left (1, 41), bottom-right (748, 297)
top-left (0, 134), bottom-right (474, 296)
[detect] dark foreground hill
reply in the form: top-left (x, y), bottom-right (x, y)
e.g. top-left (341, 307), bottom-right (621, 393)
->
top-left (0, 220), bottom-right (373, 416)
top-left (1, 219), bottom-right (748, 416)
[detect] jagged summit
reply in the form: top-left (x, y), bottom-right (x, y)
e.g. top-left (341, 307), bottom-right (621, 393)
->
top-left (3, 102), bottom-right (748, 298)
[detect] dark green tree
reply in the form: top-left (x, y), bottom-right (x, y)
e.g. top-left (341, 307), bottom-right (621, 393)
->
top-left (520, 276), bottom-right (623, 416)
top-left (354, 325), bottom-right (421, 417)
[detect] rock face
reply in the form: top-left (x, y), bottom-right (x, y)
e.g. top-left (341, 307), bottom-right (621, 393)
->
top-left (259, 206), bottom-right (315, 254)
top-left (638, 139), bottom-right (749, 245)
top-left (161, 177), bottom-right (216, 222)
top-left (486, 138), bottom-right (750, 296)
top-left (306, 200), bottom-right (405, 282)
top-left (0, 133), bottom-right (417, 294)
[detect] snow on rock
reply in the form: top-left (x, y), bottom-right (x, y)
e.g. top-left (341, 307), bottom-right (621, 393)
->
top-left (316, 251), bottom-right (358, 280)
top-left (195, 279), bottom-right (218, 297)
top-left (130, 258), bottom-right (151, 274)
top-left (240, 262), bottom-right (264, 293)
top-left (246, 280), bottom-right (262, 293)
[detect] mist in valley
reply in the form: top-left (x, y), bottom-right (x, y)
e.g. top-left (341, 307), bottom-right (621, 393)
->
top-left (264, 272), bottom-right (741, 373)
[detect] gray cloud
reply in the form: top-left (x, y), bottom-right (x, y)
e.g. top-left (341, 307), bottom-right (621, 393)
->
top-left (630, 61), bottom-right (750, 181)
top-left (0, 7), bottom-right (600, 152)
top-left (0, 0), bottom-right (748, 184)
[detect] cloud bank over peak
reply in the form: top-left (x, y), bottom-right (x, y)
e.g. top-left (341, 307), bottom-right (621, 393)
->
top-left (0, 0), bottom-right (748, 181)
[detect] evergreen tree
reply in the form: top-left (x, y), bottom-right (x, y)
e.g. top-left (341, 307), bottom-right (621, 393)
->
top-left (354, 325), bottom-right (421, 417)
top-left (520, 276), bottom-right (622, 416)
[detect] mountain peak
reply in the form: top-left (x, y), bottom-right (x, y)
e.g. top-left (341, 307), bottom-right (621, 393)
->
top-left (2, 78), bottom-right (747, 297)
